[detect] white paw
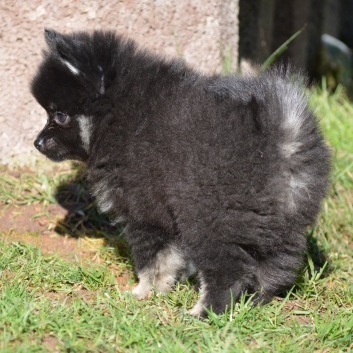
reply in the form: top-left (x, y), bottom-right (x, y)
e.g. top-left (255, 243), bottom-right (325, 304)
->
top-left (132, 282), bottom-right (152, 300)
top-left (188, 301), bottom-right (205, 317)
top-left (154, 274), bottom-right (175, 293)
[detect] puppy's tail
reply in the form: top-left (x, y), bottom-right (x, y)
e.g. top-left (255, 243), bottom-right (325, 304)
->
top-left (270, 70), bottom-right (330, 224)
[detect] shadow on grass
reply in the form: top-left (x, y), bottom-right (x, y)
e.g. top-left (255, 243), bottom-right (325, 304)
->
top-left (306, 228), bottom-right (330, 274)
top-left (280, 228), bottom-right (331, 299)
top-left (53, 164), bottom-right (132, 265)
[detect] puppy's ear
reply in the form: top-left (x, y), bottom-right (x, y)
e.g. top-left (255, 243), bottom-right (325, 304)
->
top-left (44, 29), bottom-right (82, 76)
top-left (44, 29), bottom-right (105, 94)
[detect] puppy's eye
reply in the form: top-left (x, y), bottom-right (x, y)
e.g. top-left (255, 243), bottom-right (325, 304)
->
top-left (54, 112), bottom-right (71, 126)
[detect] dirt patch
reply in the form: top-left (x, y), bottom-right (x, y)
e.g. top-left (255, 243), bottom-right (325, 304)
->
top-left (0, 164), bottom-right (137, 307)
top-left (282, 300), bottom-right (313, 325)
top-left (0, 199), bottom-right (135, 291)
top-left (0, 203), bottom-right (67, 234)
top-left (0, 203), bottom-right (96, 260)
top-left (42, 336), bottom-right (60, 353)
top-left (36, 287), bottom-right (99, 305)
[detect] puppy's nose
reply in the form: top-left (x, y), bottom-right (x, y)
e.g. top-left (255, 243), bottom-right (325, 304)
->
top-left (34, 137), bottom-right (44, 150)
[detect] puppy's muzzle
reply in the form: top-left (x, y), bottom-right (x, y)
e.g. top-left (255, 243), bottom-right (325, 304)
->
top-left (34, 137), bottom-right (44, 151)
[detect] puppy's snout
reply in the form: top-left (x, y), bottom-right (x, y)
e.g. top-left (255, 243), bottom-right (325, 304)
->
top-left (34, 137), bottom-right (44, 150)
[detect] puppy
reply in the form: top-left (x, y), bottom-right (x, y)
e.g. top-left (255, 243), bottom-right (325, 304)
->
top-left (32, 29), bottom-right (330, 317)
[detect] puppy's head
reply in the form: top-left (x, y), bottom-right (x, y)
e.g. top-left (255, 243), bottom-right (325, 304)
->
top-left (31, 29), bottom-right (117, 162)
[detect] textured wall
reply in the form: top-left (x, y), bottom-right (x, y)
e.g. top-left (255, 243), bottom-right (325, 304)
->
top-left (0, 0), bottom-right (239, 164)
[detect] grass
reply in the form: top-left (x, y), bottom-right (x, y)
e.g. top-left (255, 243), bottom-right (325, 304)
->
top-left (1, 84), bottom-right (353, 352)
top-left (261, 25), bottom-right (307, 71)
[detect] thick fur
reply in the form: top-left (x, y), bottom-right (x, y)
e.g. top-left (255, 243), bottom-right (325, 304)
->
top-left (32, 30), bottom-right (330, 317)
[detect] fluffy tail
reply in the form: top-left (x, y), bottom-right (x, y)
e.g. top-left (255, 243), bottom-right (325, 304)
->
top-left (272, 71), bottom-right (331, 223)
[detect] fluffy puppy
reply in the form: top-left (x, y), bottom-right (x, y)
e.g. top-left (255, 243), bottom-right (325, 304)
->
top-left (32, 29), bottom-right (330, 317)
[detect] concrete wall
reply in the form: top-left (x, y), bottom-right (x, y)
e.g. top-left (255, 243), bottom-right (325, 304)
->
top-left (0, 0), bottom-right (239, 164)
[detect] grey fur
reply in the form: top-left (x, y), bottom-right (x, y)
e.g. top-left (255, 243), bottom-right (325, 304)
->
top-left (32, 30), bottom-right (331, 317)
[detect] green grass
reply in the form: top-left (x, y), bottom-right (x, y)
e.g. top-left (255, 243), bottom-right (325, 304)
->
top-left (1, 85), bottom-right (353, 352)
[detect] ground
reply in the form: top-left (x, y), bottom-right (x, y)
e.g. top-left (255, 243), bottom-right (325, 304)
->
top-left (0, 162), bottom-right (134, 291)
top-left (1, 203), bottom-right (79, 258)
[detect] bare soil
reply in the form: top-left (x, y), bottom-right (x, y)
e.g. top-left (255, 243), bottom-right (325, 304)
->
top-left (0, 202), bottom-right (89, 259)
top-left (0, 199), bottom-right (135, 292)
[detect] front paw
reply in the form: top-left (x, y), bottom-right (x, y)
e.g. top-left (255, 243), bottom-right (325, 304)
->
top-left (188, 301), bottom-right (207, 317)
top-left (132, 281), bottom-right (152, 300)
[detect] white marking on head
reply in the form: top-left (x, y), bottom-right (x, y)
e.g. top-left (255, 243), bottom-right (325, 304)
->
top-left (62, 59), bottom-right (80, 75)
top-left (77, 115), bottom-right (93, 153)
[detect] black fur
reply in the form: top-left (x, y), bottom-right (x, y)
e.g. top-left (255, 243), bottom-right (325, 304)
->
top-left (32, 29), bottom-right (330, 317)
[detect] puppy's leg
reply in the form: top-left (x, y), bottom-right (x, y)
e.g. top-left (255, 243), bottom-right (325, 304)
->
top-left (189, 244), bottom-right (305, 317)
top-left (187, 243), bottom-right (263, 317)
top-left (134, 245), bottom-right (187, 298)
top-left (125, 224), bottom-right (186, 299)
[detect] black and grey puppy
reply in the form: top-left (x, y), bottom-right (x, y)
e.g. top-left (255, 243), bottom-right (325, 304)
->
top-left (32, 29), bottom-right (330, 317)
